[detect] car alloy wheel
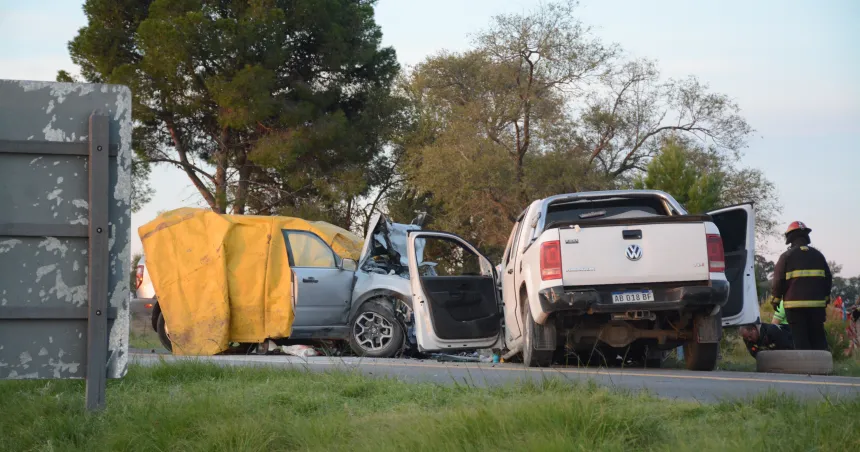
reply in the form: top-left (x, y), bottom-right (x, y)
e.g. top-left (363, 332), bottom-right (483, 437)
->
top-left (353, 311), bottom-right (394, 352)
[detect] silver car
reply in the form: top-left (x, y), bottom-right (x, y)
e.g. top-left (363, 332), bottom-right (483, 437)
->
top-left (138, 213), bottom-right (425, 358)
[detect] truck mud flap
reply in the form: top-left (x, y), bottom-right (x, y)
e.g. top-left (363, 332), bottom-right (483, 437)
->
top-left (694, 311), bottom-right (723, 343)
top-left (533, 319), bottom-right (556, 351)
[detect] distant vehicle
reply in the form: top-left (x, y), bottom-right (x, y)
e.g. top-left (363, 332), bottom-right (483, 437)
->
top-left (141, 213), bottom-right (427, 358)
top-left (402, 190), bottom-right (758, 371)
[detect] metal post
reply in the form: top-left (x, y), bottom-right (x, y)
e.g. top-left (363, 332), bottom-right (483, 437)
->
top-left (85, 113), bottom-right (109, 411)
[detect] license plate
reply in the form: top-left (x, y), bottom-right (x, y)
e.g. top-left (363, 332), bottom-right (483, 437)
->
top-left (611, 290), bottom-right (655, 303)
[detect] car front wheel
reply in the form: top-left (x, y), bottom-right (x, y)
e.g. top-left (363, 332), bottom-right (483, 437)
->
top-left (348, 300), bottom-right (404, 358)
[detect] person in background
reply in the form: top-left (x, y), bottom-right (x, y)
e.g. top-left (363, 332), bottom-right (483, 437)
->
top-left (770, 221), bottom-right (833, 350)
top-left (833, 295), bottom-right (844, 320)
top-left (848, 303), bottom-right (860, 357)
top-left (739, 323), bottom-right (794, 358)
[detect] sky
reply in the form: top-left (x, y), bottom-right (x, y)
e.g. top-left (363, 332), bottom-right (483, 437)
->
top-left (1, 0), bottom-right (858, 275)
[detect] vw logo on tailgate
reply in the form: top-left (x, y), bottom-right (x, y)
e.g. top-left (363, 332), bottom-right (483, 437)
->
top-left (626, 244), bottom-right (642, 261)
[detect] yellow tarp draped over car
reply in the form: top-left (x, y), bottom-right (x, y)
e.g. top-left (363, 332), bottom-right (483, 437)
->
top-left (138, 208), bottom-right (363, 356)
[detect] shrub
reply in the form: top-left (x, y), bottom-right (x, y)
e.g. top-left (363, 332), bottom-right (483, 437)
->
top-left (825, 319), bottom-right (851, 360)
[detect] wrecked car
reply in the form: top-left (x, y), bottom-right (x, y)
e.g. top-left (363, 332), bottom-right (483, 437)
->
top-left (139, 208), bottom-right (424, 358)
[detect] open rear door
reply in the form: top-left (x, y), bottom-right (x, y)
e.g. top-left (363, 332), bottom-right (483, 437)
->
top-left (407, 232), bottom-right (503, 352)
top-left (707, 203), bottom-right (758, 326)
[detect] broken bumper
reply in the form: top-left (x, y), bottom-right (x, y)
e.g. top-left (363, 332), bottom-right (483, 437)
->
top-left (538, 280), bottom-right (729, 315)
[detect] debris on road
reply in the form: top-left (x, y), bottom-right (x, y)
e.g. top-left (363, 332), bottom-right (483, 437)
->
top-left (431, 349), bottom-right (499, 363)
top-left (279, 345), bottom-right (319, 358)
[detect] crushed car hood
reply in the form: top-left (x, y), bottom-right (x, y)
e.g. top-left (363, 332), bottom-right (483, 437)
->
top-left (359, 213), bottom-right (424, 277)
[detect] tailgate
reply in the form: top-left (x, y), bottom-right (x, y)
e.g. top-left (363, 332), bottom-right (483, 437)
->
top-left (559, 222), bottom-right (709, 286)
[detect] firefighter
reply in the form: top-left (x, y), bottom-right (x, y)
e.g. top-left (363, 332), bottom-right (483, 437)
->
top-left (771, 221), bottom-right (833, 350)
top-left (739, 323), bottom-right (794, 358)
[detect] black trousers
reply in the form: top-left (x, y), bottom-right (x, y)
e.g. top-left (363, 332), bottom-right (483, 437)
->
top-left (785, 307), bottom-right (828, 351)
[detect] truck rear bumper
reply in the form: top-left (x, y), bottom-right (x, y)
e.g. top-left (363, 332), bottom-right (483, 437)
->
top-left (538, 280), bottom-right (729, 315)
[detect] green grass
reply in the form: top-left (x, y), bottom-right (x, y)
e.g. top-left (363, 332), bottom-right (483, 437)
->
top-left (129, 330), bottom-right (161, 350)
top-left (1, 362), bottom-right (859, 451)
top-left (128, 312), bottom-right (162, 351)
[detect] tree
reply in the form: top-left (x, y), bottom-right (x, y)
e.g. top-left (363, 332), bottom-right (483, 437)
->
top-left (832, 276), bottom-right (860, 307)
top-left (720, 165), bottom-right (780, 240)
top-left (634, 137), bottom-right (724, 214)
top-left (634, 136), bottom-right (781, 239)
top-left (130, 158), bottom-right (154, 213)
top-left (64, 0), bottom-right (400, 226)
top-left (395, 3), bottom-right (614, 248)
top-left (755, 255), bottom-right (775, 283)
top-left (754, 254), bottom-right (775, 300)
top-left (471, 0), bottom-right (616, 195)
top-left (829, 261), bottom-right (844, 276)
top-left (580, 58), bottom-right (752, 179)
top-left (392, 1), bottom-right (764, 254)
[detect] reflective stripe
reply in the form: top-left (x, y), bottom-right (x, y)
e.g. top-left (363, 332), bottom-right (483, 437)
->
top-left (784, 300), bottom-right (827, 308)
top-left (785, 269), bottom-right (826, 279)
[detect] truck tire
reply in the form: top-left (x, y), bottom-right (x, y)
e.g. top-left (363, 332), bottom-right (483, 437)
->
top-left (756, 350), bottom-right (833, 375)
top-left (156, 311), bottom-right (173, 353)
top-left (682, 341), bottom-right (718, 371)
top-left (522, 305), bottom-right (553, 367)
top-left (348, 300), bottom-right (405, 358)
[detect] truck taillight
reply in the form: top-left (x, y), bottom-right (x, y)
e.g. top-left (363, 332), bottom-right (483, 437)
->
top-left (136, 265), bottom-right (144, 289)
top-left (706, 234), bottom-right (725, 273)
top-left (540, 240), bottom-right (562, 281)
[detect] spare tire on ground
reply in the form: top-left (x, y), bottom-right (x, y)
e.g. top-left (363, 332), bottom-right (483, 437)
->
top-left (755, 350), bottom-right (833, 375)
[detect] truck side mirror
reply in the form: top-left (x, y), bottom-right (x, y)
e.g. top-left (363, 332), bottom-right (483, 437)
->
top-left (341, 258), bottom-right (357, 272)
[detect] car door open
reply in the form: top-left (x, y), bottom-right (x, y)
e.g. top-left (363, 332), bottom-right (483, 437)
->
top-left (707, 203), bottom-right (758, 326)
top-left (406, 231), bottom-right (502, 352)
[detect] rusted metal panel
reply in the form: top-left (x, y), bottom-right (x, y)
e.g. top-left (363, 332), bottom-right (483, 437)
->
top-left (0, 80), bottom-right (131, 395)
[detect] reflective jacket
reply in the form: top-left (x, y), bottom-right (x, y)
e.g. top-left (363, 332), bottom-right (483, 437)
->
top-left (771, 244), bottom-right (833, 309)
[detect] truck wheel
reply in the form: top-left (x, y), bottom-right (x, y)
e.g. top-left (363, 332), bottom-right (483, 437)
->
top-left (156, 311), bottom-right (173, 353)
top-left (682, 341), bottom-right (718, 371)
top-left (348, 300), bottom-right (405, 358)
top-left (522, 306), bottom-right (553, 367)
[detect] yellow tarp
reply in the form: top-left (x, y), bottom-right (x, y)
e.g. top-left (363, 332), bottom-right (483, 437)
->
top-left (138, 208), bottom-right (362, 355)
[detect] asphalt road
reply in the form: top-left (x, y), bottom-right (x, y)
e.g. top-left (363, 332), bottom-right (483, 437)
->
top-left (129, 351), bottom-right (860, 403)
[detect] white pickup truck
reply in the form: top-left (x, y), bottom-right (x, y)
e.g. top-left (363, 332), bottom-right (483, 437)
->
top-left (403, 190), bottom-right (758, 371)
